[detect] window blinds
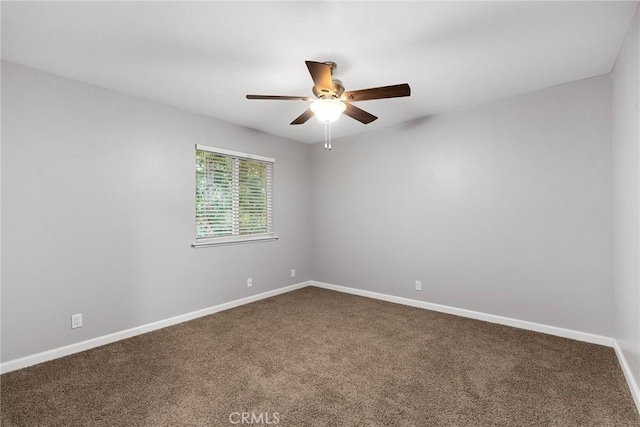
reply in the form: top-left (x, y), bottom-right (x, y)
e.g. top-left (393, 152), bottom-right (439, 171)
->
top-left (196, 146), bottom-right (274, 241)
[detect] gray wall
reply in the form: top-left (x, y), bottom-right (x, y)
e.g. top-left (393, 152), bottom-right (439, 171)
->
top-left (1, 61), bottom-right (311, 362)
top-left (0, 59), bottom-right (620, 363)
top-left (311, 75), bottom-right (614, 336)
top-left (613, 8), bottom-right (640, 390)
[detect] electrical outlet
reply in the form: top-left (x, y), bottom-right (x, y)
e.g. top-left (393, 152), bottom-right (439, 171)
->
top-left (71, 313), bottom-right (83, 329)
top-left (291, 269), bottom-right (296, 278)
top-left (247, 277), bottom-right (252, 288)
top-left (415, 280), bottom-right (422, 291)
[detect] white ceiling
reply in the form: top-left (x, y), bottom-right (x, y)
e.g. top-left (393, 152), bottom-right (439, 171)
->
top-left (2, 1), bottom-right (637, 144)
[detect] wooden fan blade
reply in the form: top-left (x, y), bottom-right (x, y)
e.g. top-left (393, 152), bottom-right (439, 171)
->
top-left (246, 95), bottom-right (311, 101)
top-left (342, 83), bottom-right (411, 102)
top-left (343, 103), bottom-right (377, 124)
top-left (305, 61), bottom-right (334, 95)
top-left (290, 109), bottom-right (315, 125)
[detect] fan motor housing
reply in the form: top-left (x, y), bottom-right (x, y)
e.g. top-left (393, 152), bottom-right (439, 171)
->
top-left (312, 81), bottom-right (345, 99)
top-left (311, 61), bottom-right (344, 98)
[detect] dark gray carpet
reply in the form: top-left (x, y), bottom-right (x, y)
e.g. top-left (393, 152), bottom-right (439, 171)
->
top-left (2, 287), bottom-right (639, 426)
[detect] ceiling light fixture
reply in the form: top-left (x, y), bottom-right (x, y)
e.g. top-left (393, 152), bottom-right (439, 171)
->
top-left (310, 99), bottom-right (345, 150)
top-left (310, 99), bottom-right (346, 123)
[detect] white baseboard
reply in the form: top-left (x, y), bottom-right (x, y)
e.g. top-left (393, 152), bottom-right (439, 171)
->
top-left (309, 281), bottom-right (614, 347)
top-left (310, 280), bottom-right (640, 413)
top-left (3, 278), bottom-right (637, 414)
top-left (0, 281), bottom-right (310, 374)
top-left (613, 340), bottom-right (640, 413)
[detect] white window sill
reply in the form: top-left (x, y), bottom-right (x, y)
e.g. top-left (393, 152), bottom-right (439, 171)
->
top-left (192, 234), bottom-right (279, 248)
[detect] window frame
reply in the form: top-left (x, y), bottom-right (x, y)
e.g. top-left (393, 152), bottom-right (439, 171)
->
top-left (192, 144), bottom-right (277, 248)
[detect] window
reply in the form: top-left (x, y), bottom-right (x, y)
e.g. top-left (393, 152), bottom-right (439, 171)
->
top-left (193, 145), bottom-right (276, 247)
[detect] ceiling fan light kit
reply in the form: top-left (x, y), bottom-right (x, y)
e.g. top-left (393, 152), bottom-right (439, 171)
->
top-left (310, 99), bottom-right (346, 123)
top-left (246, 60), bottom-right (411, 150)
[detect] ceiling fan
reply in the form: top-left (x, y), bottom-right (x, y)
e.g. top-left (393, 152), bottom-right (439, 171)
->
top-left (246, 61), bottom-right (411, 126)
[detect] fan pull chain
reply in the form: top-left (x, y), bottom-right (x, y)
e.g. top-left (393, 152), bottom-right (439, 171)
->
top-left (324, 122), bottom-right (332, 150)
top-left (324, 122), bottom-right (328, 150)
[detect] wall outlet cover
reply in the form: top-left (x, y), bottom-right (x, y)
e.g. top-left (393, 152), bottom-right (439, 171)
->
top-left (71, 313), bottom-right (83, 329)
